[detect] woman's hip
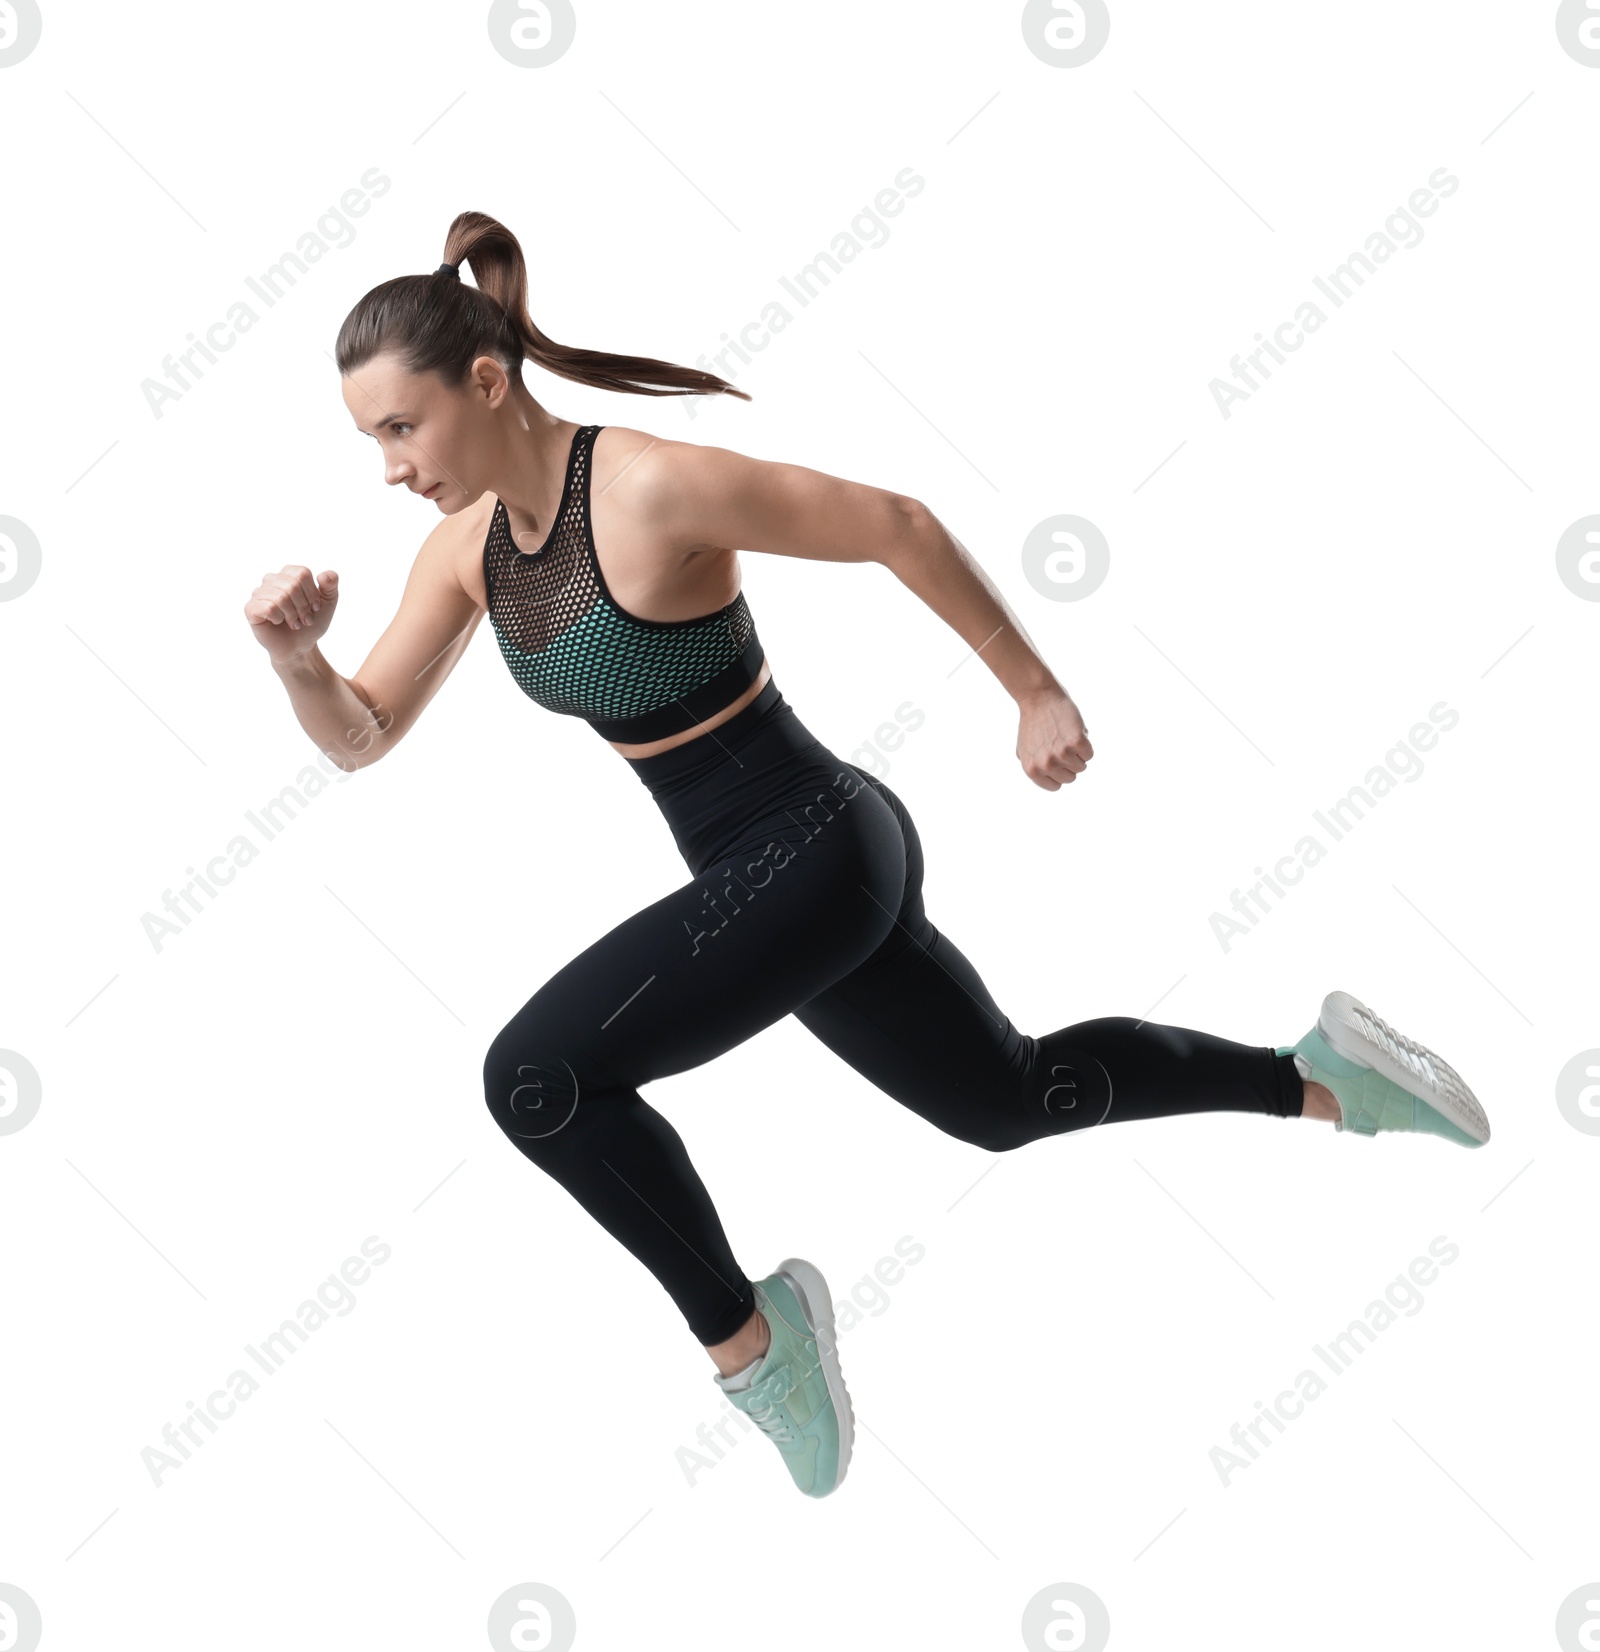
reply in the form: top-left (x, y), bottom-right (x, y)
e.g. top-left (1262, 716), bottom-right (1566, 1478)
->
top-left (625, 677), bottom-right (897, 877)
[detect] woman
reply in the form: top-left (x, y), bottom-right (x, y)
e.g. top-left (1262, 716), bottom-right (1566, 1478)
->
top-left (244, 211), bottom-right (1491, 1500)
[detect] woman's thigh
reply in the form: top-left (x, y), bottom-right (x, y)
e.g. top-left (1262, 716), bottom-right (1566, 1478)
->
top-left (488, 766), bottom-right (912, 1094)
top-left (791, 770), bottom-right (1296, 1146)
top-left (789, 767), bottom-right (1044, 1148)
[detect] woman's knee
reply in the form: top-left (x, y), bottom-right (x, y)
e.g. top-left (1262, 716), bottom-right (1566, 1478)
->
top-left (482, 1022), bottom-right (586, 1152)
top-left (950, 1118), bottom-right (1034, 1154)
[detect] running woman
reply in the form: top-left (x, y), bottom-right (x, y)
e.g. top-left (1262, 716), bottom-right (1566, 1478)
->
top-left (244, 211), bottom-right (1491, 1500)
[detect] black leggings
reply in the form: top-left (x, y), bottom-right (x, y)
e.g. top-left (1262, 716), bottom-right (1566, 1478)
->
top-left (482, 677), bottom-right (1303, 1347)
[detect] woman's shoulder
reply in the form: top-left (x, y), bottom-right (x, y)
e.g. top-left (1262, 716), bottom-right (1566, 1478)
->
top-left (591, 423), bottom-right (749, 492)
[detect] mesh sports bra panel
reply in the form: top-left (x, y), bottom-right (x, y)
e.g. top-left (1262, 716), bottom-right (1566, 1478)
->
top-left (482, 425), bottom-right (764, 743)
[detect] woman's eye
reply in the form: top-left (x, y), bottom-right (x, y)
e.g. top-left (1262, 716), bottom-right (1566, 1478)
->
top-left (392, 423), bottom-right (413, 437)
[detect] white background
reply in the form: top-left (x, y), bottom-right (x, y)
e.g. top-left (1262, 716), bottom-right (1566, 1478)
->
top-left (2, 2), bottom-right (1595, 1648)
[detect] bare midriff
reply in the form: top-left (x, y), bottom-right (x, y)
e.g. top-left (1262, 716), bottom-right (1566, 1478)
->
top-left (604, 655), bottom-right (773, 758)
top-left (454, 450), bottom-right (771, 760)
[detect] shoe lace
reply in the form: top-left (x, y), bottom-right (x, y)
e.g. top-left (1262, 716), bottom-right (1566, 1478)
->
top-left (752, 1408), bottom-right (799, 1447)
top-left (746, 1379), bottom-right (800, 1446)
top-left (743, 1285), bottom-right (823, 1450)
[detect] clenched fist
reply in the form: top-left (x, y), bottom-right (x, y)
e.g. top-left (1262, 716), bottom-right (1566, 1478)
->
top-left (243, 565), bottom-right (339, 666)
top-left (1017, 688), bottom-right (1093, 791)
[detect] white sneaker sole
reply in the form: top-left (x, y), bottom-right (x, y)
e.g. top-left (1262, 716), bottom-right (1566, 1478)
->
top-left (1317, 990), bottom-right (1491, 1144)
top-left (771, 1256), bottom-right (854, 1490)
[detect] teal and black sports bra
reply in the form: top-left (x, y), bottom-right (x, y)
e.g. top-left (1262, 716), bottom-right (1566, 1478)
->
top-left (482, 424), bottom-right (765, 743)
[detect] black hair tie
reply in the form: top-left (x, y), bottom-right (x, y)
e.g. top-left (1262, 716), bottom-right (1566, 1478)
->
top-left (435, 261), bottom-right (460, 278)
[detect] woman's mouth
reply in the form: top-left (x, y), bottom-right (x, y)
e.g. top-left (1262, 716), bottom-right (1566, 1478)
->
top-left (422, 483), bottom-right (441, 499)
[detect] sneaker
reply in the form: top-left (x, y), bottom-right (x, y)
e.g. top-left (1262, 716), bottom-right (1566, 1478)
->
top-left (712, 1258), bottom-right (854, 1497)
top-left (1279, 990), bottom-right (1489, 1147)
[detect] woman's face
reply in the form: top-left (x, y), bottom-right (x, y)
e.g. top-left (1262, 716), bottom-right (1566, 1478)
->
top-left (341, 349), bottom-right (506, 513)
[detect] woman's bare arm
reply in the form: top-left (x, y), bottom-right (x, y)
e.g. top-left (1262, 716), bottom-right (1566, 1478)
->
top-left (630, 441), bottom-right (1061, 700)
top-left (631, 439), bottom-right (1091, 789)
top-left (874, 501), bottom-right (1068, 706)
top-left (244, 520), bottom-right (485, 771)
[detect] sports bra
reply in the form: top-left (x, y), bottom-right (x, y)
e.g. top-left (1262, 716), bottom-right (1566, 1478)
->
top-left (481, 424), bottom-right (766, 743)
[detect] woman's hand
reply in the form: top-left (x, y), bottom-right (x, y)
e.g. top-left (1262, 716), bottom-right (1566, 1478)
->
top-left (1016, 687), bottom-right (1093, 791)
top-left (243, 565), bottom-right (340, 666)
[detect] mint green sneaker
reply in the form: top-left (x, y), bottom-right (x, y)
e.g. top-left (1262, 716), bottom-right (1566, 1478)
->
top-left (712, 1258), bottom-right (854, 1498)
top-left (1278, 990), bottom-right (1489, 1147)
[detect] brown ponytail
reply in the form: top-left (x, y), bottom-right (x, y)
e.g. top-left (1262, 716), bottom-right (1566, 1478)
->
top-left (334, 209), bottom-right (750, 401)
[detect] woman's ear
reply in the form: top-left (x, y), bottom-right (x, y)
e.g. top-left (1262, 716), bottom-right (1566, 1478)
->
top-left (471, 353), bottom-right (514, 410)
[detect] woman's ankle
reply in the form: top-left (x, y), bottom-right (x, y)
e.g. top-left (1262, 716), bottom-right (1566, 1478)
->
top-left (706, 1304), bottom-right (771, 1376)
top-left (1302, 1080), bottom-right (1341, 1122)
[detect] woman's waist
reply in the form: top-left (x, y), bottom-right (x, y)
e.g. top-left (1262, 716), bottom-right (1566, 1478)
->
top-left (622, 678), bottom-right (877, 869)
top-left (661, 753), bottom-right (877, 879)
top-left (621, 675), bottom-right (825, 799)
